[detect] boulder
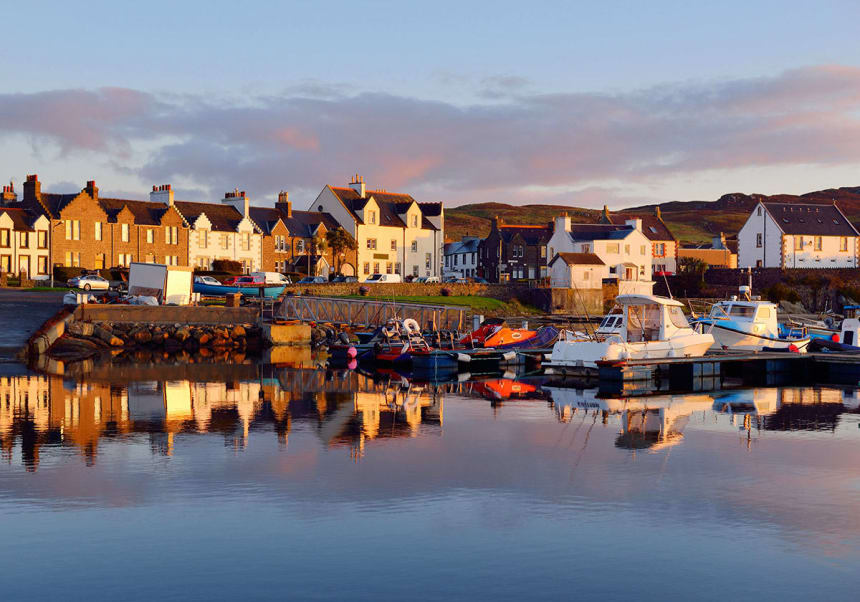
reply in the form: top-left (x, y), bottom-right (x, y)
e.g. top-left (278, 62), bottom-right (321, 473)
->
top-left (94, 325), bottom-right (124, 347)
top-left (67, 321), bottom-right (95, 337)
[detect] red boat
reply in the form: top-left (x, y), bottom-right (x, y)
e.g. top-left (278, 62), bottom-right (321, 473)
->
top-left (460, 318), bottom-right (549, 349)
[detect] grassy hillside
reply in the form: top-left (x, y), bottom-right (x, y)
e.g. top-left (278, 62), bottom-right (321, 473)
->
top-left (445, 186), bottom-right (860, 244)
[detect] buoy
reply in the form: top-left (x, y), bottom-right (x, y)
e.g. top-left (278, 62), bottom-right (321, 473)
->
top-left (832, 333), bottom-right (840, 343)
top-left (347, 346), bottom-right (357, 358)
top-left (788, 344), bottom-right (799, 353)
top-left (348, 359), bottom-right (357, 370)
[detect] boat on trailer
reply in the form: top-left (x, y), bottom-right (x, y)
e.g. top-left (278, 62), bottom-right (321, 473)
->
top-left (547, 294), bottom-right (714, 370)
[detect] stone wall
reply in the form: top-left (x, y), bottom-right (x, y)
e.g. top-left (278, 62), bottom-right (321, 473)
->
top-left (522, 288), bottom-right (603, 315)
top-left (75, 304), bottom-right (258, 325)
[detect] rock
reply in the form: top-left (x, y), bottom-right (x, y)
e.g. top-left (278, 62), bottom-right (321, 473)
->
top-left (198, 333), bottom-right (212, 345)
top-left (134, 329), bottom-right (153, 344)
top-left (67, 321), bottom-right (95, 337)
top-left (175, 328), bottom-right (191, 342)
top-left (94, 325), bottom-right (124, 347)
top-left (232, 325), bottom-right (246, 338)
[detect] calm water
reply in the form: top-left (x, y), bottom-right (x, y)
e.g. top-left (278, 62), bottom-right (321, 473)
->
top-left (2, 362), bottom-right (860, 601)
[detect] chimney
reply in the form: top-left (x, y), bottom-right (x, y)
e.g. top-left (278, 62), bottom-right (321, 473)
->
top-left (554, 213), bottom-right (571, 234)
top-left (23, 174), bottom-right (41, 203)
top-left (150, 184), bottom-right (174, 206)
top-left (276, 190), bottom-right (292, 218)
top-left (655, 206), bottom-right (662, 219)
top-left (222, 188), bottom-right (250, 217)
top-left (1, 182), bottom-right (16, 204)
top-left (602, 204), bottom-right (611, 222)
top-left (349, 173), bottom-right (366, 198)
top-left (85, 180), bottom-right (98, 201)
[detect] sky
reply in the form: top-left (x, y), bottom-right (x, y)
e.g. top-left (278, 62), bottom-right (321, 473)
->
top-left (2, 0), bottom-right (860, 209)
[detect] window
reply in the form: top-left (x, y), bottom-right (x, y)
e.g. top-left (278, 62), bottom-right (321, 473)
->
top-left (795, 236), bottom-right (803, 251)
top-left (756, 259), bottom-right (763, 267)
top-left (640, 245), bottom-right (646, 255)
top-left (297, 239), bottom-right (305, 253)
top-left (841, 237), bottom-right (849, 252)
top-left (757, 207), bottom-right (762, 216)
top-left (454, 255), bottom-right (459, 265)
top-left (373, 262), bottom-right (379, 273)
top-left (412, 265), bottom-right (419, 276)
top-left (386, 262), bottom-right (392, 274)
top-left (121, 223), bottom-right (129, 242)
top-left (411, 240), bottom-right (418, 252)
top-left (37, 231), bottom-right (47, 249)
top-left (655, 243), bottom-right (665, 256)
top-left (366, 238), bottom-right (377, 250)
top-left (200, 229), bottom-right (209, 249)
top-left (814, 236), bottom-right (822, 251)
top-left (94, 222), bottom-right (102, 241)
top-left (241, 232), bottom-right (250, 251)
top-left (363, 262), bottom-right (370, 275)
top-left (756, 233), bottom-right (762, 248)
top-left (581, 244), bottom-right (590, 253)
top-left (412, 215), bottom-right (418, 228)
top-left (167, 226), bottom-right (179, 245)
top-left (95, 253), bottom-right (105, 270)
top-left (729, 305), bottom-right (756, 318)
top-left (541, 246), bottom-right (546, 258)
top-left (624, 244), bottom-right (630, 255)
top-left (549, 246), bottom-right (554, 258)
top-left (65, 220), bottom-right (80, 241)
top-left (668, 306), bottom-right (691, 329)
top-left (117, 253), bottom-right (133, 267)
top-left (425, 252), bottom-right (431, 270)
top-left (145, 253), bottom-right (155, 263)
top-left (166, 255), bottom-right (178, 266)
top-left (221, 234), bottom-right (229, 249)
top-left (583, 270), bottom-right (590, 281)
top-left (37, 256), bottom-right (48, 275)
top-left (19, 232), bottom-right (28, 248)
top-left (368, 210), bottom-right (376, 225)
top-left (0, 255), bottom-right (9, 273)
top-left (390, 240), bottom-right (397, 251)
top-left (395, 262), bottom-right (401, 274)
top-left (146, 229), bottom-right (154, 244)
top-left (607, 243), bottom-right (620, 254)
top-left (64, 251), bottom-right (81, 267)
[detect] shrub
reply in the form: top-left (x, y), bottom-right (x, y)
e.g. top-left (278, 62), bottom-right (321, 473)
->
top-left (211, 259), bottom-right (243, 275)
top-left (440, 287), bottom-right (452, 297)
top-left (53, 266), bottom-right (86, 282)
top-left (359, 285), bottom-right (369, 296)
top-left (763, 282), bottom-right (800, 304)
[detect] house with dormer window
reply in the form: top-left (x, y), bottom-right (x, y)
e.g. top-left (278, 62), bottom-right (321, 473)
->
top-left (738, 202), bottom-right (859, 269)
top-left (309, 175), bottom-right (443, 281)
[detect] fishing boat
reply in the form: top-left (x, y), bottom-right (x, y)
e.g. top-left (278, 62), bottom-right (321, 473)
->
top-left (193, 281), bottom-right (285, 298)
top-left (358, 319), bottom-right (432, 367)
top-left (809, 305), bottom-right (860, 353)
top-left (547, 294), bottom-right (714, 369)
top-left (693, 287), bottom-right (810, 352)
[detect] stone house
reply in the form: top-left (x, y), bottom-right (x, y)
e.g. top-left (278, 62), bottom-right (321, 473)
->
top-left (478, 218), bottom-right (552, 283)
top-left (443, 236), bottom-right (480, 279)
top-left (0, 207), bottom-right (50, 279)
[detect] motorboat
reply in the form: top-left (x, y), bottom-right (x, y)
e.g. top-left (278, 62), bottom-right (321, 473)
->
top-left (693, 287), bottom-right (810, 352)
top-left (547, 294), bottom-right (714, 369)
top-left (809, 305), bottom-right (860, 353)
top-left (459, 318), bottom-right (558, 350)
top-left (193, 281), bottom-right (285, 298)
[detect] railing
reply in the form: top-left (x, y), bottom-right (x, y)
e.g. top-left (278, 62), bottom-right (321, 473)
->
top-left (276, 295), bottom-right (466, 330)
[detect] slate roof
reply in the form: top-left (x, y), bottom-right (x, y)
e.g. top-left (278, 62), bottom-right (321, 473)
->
top-left (609, 214), bottom-right (676, 241)
top-left (0, 207), bottom-right (38, 231)
top-left (99, 198), bottom-right (171, 225)
top-left (549, 252), bottom-right (605, 266)
top-left (568, 224), bottom-right (635, 242)
top-left (30, 193), bottom-right (80, 217)
top-left (174, 201), bottom-right (245, 232)
top-left (762, 202), bottom-right (859, 237)
top-left (445, 237), bottom-right (481, 255)
top-left (283, 210), bottom-right (340, 237)
top-left (329, 187), bottom-right (437, 230)
top-left (247, 207), bottom-right (282, 235)
top-left (498, 225), bottom-right (552, 246)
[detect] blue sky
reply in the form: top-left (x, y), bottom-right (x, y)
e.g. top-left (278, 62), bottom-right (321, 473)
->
top-left (2, 0), bottom-right (860, 208)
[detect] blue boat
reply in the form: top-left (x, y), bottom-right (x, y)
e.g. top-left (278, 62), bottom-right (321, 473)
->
top-left (193, 282), bottom-right (285, 298)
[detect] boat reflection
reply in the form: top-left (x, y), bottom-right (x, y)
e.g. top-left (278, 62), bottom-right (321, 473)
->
top-left (545, 386), bottom-right (713, 450)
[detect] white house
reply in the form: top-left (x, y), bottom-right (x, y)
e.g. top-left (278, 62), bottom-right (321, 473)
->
top-left (168, 188), bottom-right (264, 272)
top-left (738, 201), bottom-right (859, 269)
top-left (0, 208), bottom-right (50, 279)
top-left (601, 206), bottom-right (678, 275)
top-left (547, 214), bottom-right (653, 294)
top-left (309, 175), bottom-right (444, 281)
top-left (444, 236), bottom-right (480, 278)
top-left (548, 252), bottom-right (605, 289)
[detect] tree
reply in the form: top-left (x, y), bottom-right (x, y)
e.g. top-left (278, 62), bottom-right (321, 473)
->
top-left (676, 257), bottom-right (708, 296)
top-left (325, 227), bottom-right (357, 275)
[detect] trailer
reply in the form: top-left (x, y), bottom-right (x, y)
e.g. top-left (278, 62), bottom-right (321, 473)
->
top-left (128, 262), bottom-right (194, 305)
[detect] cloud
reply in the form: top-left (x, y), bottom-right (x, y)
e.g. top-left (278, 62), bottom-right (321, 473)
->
top-left (1, 65), bottom-right (860, 205)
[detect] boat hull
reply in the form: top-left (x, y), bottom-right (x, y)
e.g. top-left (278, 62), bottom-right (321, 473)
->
top-left (193, 282), bottom-right (285, 298)
top-left (706, 322), bottom-right (810, 352)
top-left (548, 333), bottom-right (715, 368)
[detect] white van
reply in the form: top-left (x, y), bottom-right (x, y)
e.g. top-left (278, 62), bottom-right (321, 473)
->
top-left (365, 273), bottom-right (402, 283)
top-left (250, 272), bottom-right (291, 284)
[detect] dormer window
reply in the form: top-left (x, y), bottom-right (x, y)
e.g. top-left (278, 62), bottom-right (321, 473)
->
top-left (412, 215), bottom-right (418, 228)
top-left (368, 210), bottom-right (376, 225)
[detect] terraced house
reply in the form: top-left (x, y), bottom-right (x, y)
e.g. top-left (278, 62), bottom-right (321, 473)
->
top-left (310, 175), bottom-right (443, 281)
top-left (478, 217), bottom-right (552, 283)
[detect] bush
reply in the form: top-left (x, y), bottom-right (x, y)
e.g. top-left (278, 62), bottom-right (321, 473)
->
top-left (440, 287), bottom-right (452, 297)
top-left (211, 259), bottom-right (243, 275)
top-left (53, 266), bottom-right (86, 282)
top-left (764, 282), bottom-right (800, 304)
top-left (359, 285), bottom-right (369, 296)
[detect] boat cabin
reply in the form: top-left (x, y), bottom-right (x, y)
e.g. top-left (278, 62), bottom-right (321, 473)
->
top-left (615, 294), bottom-right (695, 343)
top-left (707, 300), bottom-right (779, 338)
top-left (841, 305), bottom-right (860, 346)
top-left (597, 310), bottom-right (624, 336)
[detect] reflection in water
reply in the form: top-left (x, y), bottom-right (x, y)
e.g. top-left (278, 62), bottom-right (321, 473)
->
top-left (0, 369), bottom-right (444, 470)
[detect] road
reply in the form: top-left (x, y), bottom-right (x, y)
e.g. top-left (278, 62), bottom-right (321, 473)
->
top-left (0, 289), bottom-right (66, 358)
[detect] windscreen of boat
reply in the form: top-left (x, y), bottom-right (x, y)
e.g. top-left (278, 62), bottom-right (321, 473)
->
top-left (729, 305), bottom-right (756, 318)
top-left (626, 304), bottom-right (661, 341)
top-left (667, 306), bottom-right (691, 329)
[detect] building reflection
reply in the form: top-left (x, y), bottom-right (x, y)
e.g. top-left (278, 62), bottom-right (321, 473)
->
top-left (712, 387), bottom-right (857, 434)
top-left (0, 368), bottom-right (444, 471)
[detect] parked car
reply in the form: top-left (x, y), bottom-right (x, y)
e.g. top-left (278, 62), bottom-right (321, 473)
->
top-left (331, 275), bottom-right (358, 283)
top-left (194, 275), bottom-right (221, 286)
top-left (68, 274), bottom-right (110, 291)
top-left (222, 276), bottom-right (242, 285)
top-left (249, 271), bottom-right (292, 284)
top-left (296, 276), bottom-right (328, 284)
top-left (234, 276), bottom-right (266, 286)
top-left (443, 276), bottom-right (467, 283)
top-left (365, 273), bottom-right (402, 283)
top-left (415, 276), bottom-right (441, 283)
top-left (469, 277), bottom-right (489, 283)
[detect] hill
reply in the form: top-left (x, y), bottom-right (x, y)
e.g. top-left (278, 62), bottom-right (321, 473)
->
top-left (444, 186), bottom-right (860, 244)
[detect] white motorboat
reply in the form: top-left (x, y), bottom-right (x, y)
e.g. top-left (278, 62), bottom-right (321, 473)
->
top-left (693, 288), bottom-right (810, 352)
top-left (547, 294), bottom-right (714, 368)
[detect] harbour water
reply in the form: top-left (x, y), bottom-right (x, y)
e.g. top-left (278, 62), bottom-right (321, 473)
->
top-left (2, 361), bottom-right (860, 601)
